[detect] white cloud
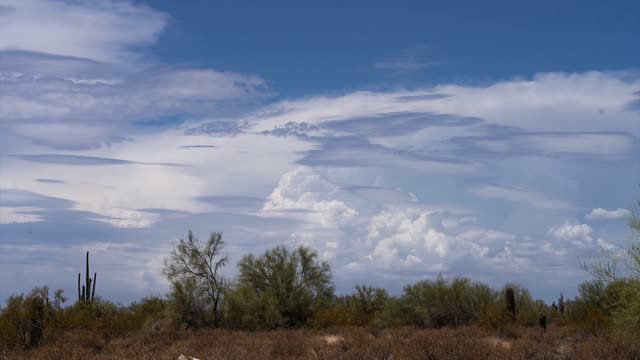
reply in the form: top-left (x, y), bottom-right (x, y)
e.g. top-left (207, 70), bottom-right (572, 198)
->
top-left (0, 0), bottom-right (168, 63)
top-left (366, 208), bottom-right (449, 269)
top-left (262, 168), bottom-right (358, 227)
top-left (0, 67), bottom-right (267, 149)
top-left (549, 221), bottom-right (595, 248)
top-left (1, 131), bottom-right (312, 228)
top-left (585, 208), bottom-right (631, 220)
top-left (549, 221), bottom-right (593, 240)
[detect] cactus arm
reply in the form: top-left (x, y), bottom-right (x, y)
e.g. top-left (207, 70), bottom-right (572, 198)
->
top-left (91, 272), bottom-right (97, 302)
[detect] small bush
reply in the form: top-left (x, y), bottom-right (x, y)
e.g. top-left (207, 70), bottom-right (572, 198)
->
top-left (310, 304), bottom-right (357, 328)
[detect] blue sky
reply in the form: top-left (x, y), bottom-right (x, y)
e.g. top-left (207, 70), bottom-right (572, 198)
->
top-left (0, 0), bottom-right (639, 304)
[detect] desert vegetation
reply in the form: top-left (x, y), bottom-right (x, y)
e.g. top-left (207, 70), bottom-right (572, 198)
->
top-left (1, 206), bottom-right (639, 359)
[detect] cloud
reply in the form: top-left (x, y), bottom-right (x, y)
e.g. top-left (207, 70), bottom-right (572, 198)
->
top-left (373, 47), bottom-right (433, 74)
top-left (322, 112), bottom-right (480, 137)
top-left (468, 183), bottom-right (573, 210)
top-left (299, 137), bottom-right (481, 174)
top-left (35, 178), bottom-right (65, 184)
top-left (179, 145), bottom-right (217, 149)
top-left (185, 120), bottom-right (251, 137)
top-left (0, 0), bottom-right (168, 63)
top-left (366, 208), bottom-right (451, 269)
top-left (453, 132), bottom-right (637, 160)
top-left (549, 221), bottom-right (595, 248)
top-left (262, 168), bottom-right (358, 227)
top-left (0, 0), bottom-right (266, 151)
top-left (9, 154), bottom-right (185, 166)
top-left (195, 195), bottom-right (266, 213)
top-left (585, 208), bottom-right (631, 220)
top-left (0, 65), bottom-right (267, 149)
top-left (0, 189), bottom-right (74, 208)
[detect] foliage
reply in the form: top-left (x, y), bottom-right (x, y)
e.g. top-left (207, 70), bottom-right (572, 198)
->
top-left (0, 286), bottom-right (65, 350)
top-left (163, 230), bottom-right (228, 327)
top-left (310, 304), bottom-right (357, 328)
top-left (225, 284), bottom-right (283, 330)
top-left (237, 245), bottom-right (334, 326)
top-left (346, 285), bottom-right (388, 325)
top-left (401, 275), bottom-right (496, 328)
top-left (579, 202), bottom-right (640, 341)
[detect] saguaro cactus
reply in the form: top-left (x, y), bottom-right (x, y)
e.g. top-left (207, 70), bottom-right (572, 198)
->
top-left (77, 251), bottom-right (97, 303)
top-left (505, 287), bottom-right (516, 321)
top-left (558, 292), bottom-right (565, 314)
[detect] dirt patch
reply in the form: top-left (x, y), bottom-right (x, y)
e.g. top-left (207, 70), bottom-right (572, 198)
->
top-left (321, 335), bottom-right (345, 345)
top-left (485, 336), bottom-right (512, 350)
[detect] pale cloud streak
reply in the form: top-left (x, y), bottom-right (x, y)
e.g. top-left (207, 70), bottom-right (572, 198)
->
top-left (0, 0), bottom-right (168, 63)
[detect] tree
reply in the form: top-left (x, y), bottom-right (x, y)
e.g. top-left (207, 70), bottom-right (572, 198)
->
top-left (163, 230), bottom-right (228, 327)
top-left (348, 285), bottom-right (388, 325)
top-left (237, 245), bottom-right (334, 326)
top-left (582, 201), bottom-right (640, 339)
top-left (586, 202), bottom-right (640, 282)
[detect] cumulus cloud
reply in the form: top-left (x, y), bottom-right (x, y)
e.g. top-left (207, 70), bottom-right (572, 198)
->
top-left (585, 208), bottom-right (631, 220)
top-left (549, 221), bottom-right (596, 248)
top-left (262, 168), bottom-right (358, 227)
top-left (366, 208), bottom-right (450, 269)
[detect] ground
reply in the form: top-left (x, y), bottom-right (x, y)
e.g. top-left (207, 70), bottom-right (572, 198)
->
top-left (1, 325), bottom-right (633, 360)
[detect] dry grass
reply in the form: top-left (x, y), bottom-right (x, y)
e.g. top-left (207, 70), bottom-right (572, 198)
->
top-left (1, 325), bottom-right (636, 360)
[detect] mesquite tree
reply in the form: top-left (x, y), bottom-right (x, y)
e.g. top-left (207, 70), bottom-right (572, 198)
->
top-left (163, 231), bottom-right (228, 327)
top-left (237, 245), bottom-right (334, 326)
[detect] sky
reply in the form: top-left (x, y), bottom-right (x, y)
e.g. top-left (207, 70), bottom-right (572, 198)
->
top-left (0, 0), bottom-right (639, 304)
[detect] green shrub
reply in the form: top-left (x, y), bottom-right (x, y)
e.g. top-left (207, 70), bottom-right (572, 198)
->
top-left (310, 304), bottom-right (357, 328)
top-left (225, 284), bottom-right (283, 330)
top-left (166, 277), bottom-right (213, 328)
top-left (237, 245), bottom-right (334, 326)
top-left (346, 285), bottom-right (388, 326)
top-left (0, 286), bottom-right (65, 350)
top-left (402, 275), bottom-right (496, 328)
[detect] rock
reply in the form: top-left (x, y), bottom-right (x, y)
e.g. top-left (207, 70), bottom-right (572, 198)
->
top-left (178, 355), bottom-right (200, 360)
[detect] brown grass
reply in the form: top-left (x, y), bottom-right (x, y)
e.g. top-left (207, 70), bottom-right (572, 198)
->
top-left (1, 325), bottom-right (636, 360)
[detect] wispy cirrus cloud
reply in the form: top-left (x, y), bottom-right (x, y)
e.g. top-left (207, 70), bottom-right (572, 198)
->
top-left (452, 132), bottom-right (638, 160)
top-left (374, 47), bottom-right (433, 74)
top-left (468, 183), bottom-right (573, 210)
top-left (9, 154), bottom-right (186, 167)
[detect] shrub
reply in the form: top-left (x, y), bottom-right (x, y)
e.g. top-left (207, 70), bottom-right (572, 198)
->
top-left (402, 275), bottom-right (496, 328)
top-left (0, 286), bottom-right (65, 350)
top-left (347, 285), bottom-right (388, 326)
top-left (225, 284), bottom-right (283, 330)
top-left (310, 304), bottom-right (357, 328)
